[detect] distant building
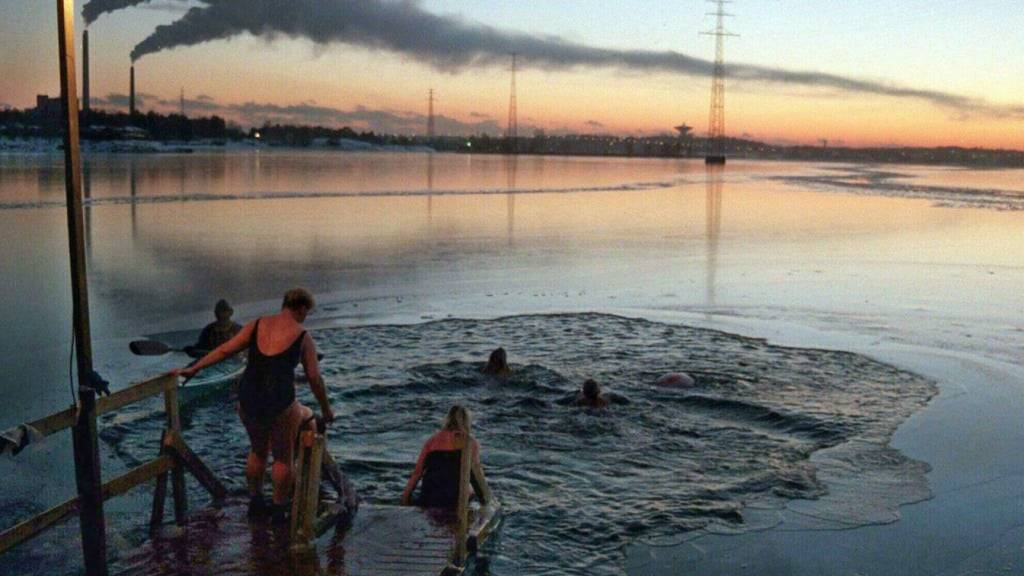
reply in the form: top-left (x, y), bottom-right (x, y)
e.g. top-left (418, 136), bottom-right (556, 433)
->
top-left (34, 95), bottom-right (63, 131)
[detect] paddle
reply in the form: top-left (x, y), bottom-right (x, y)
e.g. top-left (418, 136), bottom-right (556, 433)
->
top-left (129, 340), bottom-right (208, 359)
top-left (130, 339), bottom-right (325, 361)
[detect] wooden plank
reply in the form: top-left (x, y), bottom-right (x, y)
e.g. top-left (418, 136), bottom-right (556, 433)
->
top-left (313, 502), bottom-right (344, 537)
top-left (0, 455), bottom-right (172, 554)
top-left (453, 430), bottom-right (472, 564)
top-left (467, 503), bottom-right (501, 553)
top-left (101, 456), bottom-right (174, 500)
top-left (289, 431), bottom-right (324, 552)
top-left (97, 375), bottom-right (172, 417)
top-left (71, 390), bottom-right (106, 576)
top-left (165, 431), bottom-right (227, 501)
top-left (149, 471), bottom-right (168, 529)
top-left (56, 9), bottom-right (104, 564)
top-left (0, 497), bottom-right (79, 555)
top-left (22, 406), bottom-right (77, 438)
top-left (321, 450), bottom-right (346, 495)
top-left (15, 375), bottom-right (173, 440)
top-left (163, 383), bottom-right (187, 525)
top-left (149, 428), bottom-right (174, 528)
top-left (341, 505), bottom-right (457, 576)
top-left (470, 458), bottom-right (492, 505)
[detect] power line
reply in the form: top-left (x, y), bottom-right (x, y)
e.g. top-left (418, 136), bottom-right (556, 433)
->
top-left (427, 88), bottom-right (436, 141)
top-left (701, 0), bottom-right (738, 165)
top-left (507, 53), bottom-right (518, 154)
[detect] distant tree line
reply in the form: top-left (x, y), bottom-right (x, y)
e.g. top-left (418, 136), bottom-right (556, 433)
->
top-left (0, 106), bottom-right (244, 141)
top-left (249, 123), bottom-right (388, 147)
top-left (4, 104), bottom-right (1022, 167)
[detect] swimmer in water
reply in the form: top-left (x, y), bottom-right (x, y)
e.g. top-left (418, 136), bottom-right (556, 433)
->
top-left (577, 379), bottom-right (610, 409)
top-left (656, 372), bottom-right (695, 388)
top-left (481, 347), bottom-right (512, 378)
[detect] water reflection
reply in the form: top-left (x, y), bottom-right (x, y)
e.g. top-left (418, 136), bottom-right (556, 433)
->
top-left (426, 152), bottom-right (434, 226)
top-left (705, 166), bottom-right (723, 308)
top-left (84, 158), bottom-right (94, 257)
top-left (130, 156), bottom-right (138, 240)
top-left (506, 155), bottom-right (517, 246)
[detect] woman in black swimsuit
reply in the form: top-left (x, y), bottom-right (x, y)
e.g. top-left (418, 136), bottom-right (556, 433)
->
top-left (401, 405), bottom-right (485, 509)
top-left (175, 288), bottom-right (334, 519)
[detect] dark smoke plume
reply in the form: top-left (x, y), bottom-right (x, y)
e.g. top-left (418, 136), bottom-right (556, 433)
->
top-left (83, 0), bottom-right (156, 24)
top-left (108, 0), bottom-right (1021, 118)
top-left (91, 92), bottom-right (505, 134)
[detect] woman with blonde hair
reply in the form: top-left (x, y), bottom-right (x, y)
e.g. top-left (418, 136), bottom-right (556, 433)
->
top-left (401, 405), bottom-right (484, 509)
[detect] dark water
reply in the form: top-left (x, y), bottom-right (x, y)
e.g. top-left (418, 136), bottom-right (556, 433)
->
top-left (5, 313), bottom-right (935, 576)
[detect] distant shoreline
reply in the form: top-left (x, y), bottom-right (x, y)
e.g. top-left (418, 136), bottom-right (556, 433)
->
top-left (2, 135), bottom-right (1024, 169)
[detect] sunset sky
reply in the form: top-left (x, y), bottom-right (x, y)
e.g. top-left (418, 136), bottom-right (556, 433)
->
top-left (2, 0), bottom-right (1023, 147)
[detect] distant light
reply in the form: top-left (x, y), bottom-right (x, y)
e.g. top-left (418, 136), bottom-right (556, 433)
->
top-left (466, 141), bottom-right (472, 148)
top-left (254, 131), bottom-right (261, 139)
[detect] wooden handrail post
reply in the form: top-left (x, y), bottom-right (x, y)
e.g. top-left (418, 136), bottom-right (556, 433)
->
top-left (150, 431), bottom-right (169, 529)
top-left (56, 0), bottom-right (107, 573)
top-left (290, 430), bottom-right (324, 552)
top-left (163, 379), bottom-right (187, 524)
top-left (71, 390), bottom-right (106, 575)
top-left (453, 427), bottom-right (473, 565)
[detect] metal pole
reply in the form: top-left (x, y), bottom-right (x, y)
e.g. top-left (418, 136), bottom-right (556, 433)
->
top-left (56, 1), bottom-right (108, 574)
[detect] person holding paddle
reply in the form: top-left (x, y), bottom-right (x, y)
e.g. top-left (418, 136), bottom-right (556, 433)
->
top-left (194, 299), bottom-right (241, 353)
top-left (172, 288), bottom-right (335, 521)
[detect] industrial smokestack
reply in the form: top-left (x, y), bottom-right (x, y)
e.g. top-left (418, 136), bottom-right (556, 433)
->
top-left (129, 64), bottom-right (135, 117)
top-left (82, 30), bottom-right (90, 114)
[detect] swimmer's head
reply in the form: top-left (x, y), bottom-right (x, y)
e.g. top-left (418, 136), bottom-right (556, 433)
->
top-left (657, 372), bottom-right (695, 388)
top-left (443, 404), bottom-right (471, 434)
top-left (582, 379), bottom-right (601, 400)
top-left (486, 348), bottom-right (508, 371)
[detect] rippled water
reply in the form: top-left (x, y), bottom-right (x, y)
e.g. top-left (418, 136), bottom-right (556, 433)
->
top-left (2, 151), bottom-right (1018, 575)
top-left (81, 313), bottom-right (936, 575)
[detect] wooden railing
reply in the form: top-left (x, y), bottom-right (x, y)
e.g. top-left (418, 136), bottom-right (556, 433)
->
top-left (0, 374), bottom-right (227, 555)
top-left (450, 422), bottom-right (500, 572)
top-left (3, 374), bottom-right (501, 575)
top-left (287, 418), bottom-right (501, 573)
top-left (288, 425), bottom-right (358, 553)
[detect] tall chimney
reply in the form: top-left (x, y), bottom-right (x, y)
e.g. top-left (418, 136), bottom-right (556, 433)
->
top-left (129, 64), bottom-right (135, 117)
top-left (82, 30), bottom-right (90, 114)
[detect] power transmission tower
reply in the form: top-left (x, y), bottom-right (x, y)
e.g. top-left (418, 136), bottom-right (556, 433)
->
top-left (179, 87), bottom-right (185, 117)
top-left (427, 88), bottom-right (436, 142)
top-left (701, 0), bottom-right (737, 165)
top-left (507, 53), bottom-right (519, 154)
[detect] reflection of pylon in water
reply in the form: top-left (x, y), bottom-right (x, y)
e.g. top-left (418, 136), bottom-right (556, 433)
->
top-left (705, 166), bottom-right (723, 307)
top-left (507, 53), bottom-right (519, 154)
top-left (701, 0), bottom-right (736, 165)
top-left (129, 157), bottom-right (138, 240)
top-left (427, 88), bottom-right (436, 143)
top-left (426, 152), bottom-right (435, 226)
top-left (506, 155), bottom-right (517, 245)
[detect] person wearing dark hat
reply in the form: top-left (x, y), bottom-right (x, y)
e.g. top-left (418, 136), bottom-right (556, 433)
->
top-left (195, 299), bottom-right (242, 353)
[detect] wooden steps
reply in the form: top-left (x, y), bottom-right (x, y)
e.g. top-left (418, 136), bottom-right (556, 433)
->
top-left (339, 506), bottom-right (455, 576)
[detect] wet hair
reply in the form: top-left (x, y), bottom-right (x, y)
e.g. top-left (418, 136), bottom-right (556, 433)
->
top-left (282, 288), bottom-right (315, 311)
top-left (442, 405), bottom-right (471, 434)
top-left (582, 379), bottom-right (601, 400)
top-left (484, 348), bottom-right (508, 372)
